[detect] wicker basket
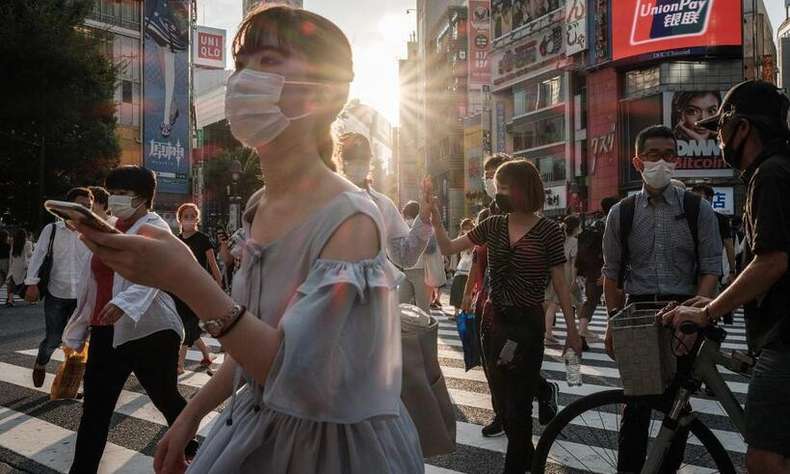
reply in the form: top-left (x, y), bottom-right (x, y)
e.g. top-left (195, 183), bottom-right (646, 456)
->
top-left (611, 303), bottom-right (677, 396)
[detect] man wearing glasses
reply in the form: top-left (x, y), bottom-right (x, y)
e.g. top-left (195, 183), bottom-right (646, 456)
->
top-left (664, 80), bottom-right (790, 473)
top-left (601, 124), bottom-right (723, 472)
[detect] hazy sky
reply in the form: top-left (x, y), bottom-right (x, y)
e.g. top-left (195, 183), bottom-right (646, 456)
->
top-left (198, 0), bottom-right (787, 126)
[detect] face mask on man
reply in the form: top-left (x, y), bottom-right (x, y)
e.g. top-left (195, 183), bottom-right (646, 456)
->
top-left (719, 121), bottom-right (749, 171)
top-left (640, 159), bottom-right (676, 189)
top-left (108, 195), bottom-right (142, 220)
top-left (484, 178), bottom-right (496, 199)
top-left (225, 69), bottom-right (324, 148)
top-left (495, 193), bottom-right (514, 213)
top-left (344, 162), bottom-right (370, 187)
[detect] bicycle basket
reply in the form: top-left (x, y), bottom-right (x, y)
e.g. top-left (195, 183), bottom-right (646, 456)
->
top-left (610, 303), bottom-right (677, 396)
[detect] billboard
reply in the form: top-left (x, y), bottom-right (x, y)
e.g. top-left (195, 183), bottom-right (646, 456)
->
top-left (663, 90), bottom-right (732, 177)
top-left (491, 11), bottom-right (566, 89)
top-left (612, 0), bottom-right (742, 61)
top-left (468, 0), bottom-right (492, 87)
top-left (143, 0), bottom-right (191, 195)
top-left (194, 26), bottom-right (226, 70)
top-left (492, 0), bottom-right (563, 40)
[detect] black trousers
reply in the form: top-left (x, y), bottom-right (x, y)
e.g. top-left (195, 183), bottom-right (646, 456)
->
top-left (483, 305), bottom-right (550, 474)
top-left (70, 326), bottom-right (187, 474)
top-left (617, 295), bottom-right (693, 473)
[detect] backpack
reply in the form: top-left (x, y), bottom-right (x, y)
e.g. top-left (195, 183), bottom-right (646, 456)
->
top-left (617, 191), bottom-right (701, 290)
top-left (576, 220), bottom-right (605, 278)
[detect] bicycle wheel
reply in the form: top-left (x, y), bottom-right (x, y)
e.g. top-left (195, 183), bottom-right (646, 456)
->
top-left (532, 389), bottom-right (736, 474)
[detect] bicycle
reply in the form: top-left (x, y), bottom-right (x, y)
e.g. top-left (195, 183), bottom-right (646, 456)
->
top-left (532, 314), bottom-right (755, 473)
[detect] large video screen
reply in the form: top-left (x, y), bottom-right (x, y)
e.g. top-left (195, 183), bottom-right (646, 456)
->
top-left (612, 0), bottom-right (742, 61)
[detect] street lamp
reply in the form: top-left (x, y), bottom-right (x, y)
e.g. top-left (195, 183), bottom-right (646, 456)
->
top-left (229, 159), bottom-right (243, 232)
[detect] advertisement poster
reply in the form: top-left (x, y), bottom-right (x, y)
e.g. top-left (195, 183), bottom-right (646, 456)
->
top-left (565, 0), bottom-right (587, 55)
top-left (468, 0), bottom-right (492, 87)
top-left (194, 26), bottom-right (226, 70)
top-left (492, 0), bottom-right (563, 40)
top-left (612, 0), bottom-right (742, 61)
top-left (143, 0), bottom-right (191, 194)
top-left (492, 22), bottom-right (565, 89)
top-left (663, 90), bottom-right (732, 177)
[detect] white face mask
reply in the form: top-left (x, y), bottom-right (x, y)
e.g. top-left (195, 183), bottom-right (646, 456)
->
top-left (484, 178), bottom-right (496, 199)
top-left (224, 69), bottom-right (320, 148)
top-left (344, 162), bottom-right (370, 187)
top-left (108, 195), bottom-right (141, 220)
top-left (641, 159), bottom-right (676, 189)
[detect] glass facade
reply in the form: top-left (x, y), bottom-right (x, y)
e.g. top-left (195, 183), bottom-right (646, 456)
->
top-left (513, 75), bottom-right (564, 116)
top-left (512, 113), bottom-right (565, 152)
top-left (113, 35), bottom-right (141, 127)
top-left (89, 0), bottom-right (140, 31)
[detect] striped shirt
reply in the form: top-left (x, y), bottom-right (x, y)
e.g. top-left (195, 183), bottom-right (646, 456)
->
top-left (602, 185), bottom-right (722, 296)
top-left (468, 216), bottom-right (566, 309)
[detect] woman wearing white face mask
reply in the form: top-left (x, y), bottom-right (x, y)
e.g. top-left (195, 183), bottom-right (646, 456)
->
top-left (174, 203), bottom-right (222, 374)
top-left (73, 5), bottom-right (423, 474)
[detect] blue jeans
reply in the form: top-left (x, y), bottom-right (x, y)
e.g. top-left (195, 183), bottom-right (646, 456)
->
top-left (35, 294), bottom-right (77, 366)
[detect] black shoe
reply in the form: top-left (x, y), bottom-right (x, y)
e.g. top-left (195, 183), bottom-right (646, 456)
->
top-left (582, 336), bottom-right (590, 352)
top-left (538, 382), bottom-right (559, 425)
top-left (481, 417), bottom-right (504, 437)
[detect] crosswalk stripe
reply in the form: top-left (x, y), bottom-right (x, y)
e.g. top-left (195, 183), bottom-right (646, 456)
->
top-left (0, 406), bottom-right (153, 473)
top-left (2, 303), bottom-right (749, 472)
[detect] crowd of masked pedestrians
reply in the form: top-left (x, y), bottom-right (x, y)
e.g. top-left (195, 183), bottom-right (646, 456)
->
top-left (3, 4), bottom-right (790, 474)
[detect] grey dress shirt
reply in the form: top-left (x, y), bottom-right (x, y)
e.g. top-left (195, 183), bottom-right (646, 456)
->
top-left (602, 185), bottom-right (722, 297)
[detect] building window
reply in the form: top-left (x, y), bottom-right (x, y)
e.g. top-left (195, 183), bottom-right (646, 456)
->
top-left (513, 75), bottom-right (564, 117)
top-left (512, 113), bottom-right (565, 152)
top-left (536, 155), bottom-right (566, 183)
top-left (122, 80), bottom-right (133, 103)
top-left (89, 0), bottom-right (141, 31)
top-left (624, 66), bottom-right (660, 97)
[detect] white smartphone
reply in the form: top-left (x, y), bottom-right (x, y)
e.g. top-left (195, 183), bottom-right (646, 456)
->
top-left (44, 200), bottom-right (120, 234)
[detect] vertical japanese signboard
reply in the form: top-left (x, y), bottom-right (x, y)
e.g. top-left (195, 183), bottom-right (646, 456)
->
top-left (565, 0), bottom-right (587, 55)
top-left (143, 0), bottom-right (191, 194)
top-left (468, 0), bottom-right (491, 87)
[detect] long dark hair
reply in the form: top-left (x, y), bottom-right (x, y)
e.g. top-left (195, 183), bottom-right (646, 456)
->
top-left (11, 228), bottom-right (26, 257)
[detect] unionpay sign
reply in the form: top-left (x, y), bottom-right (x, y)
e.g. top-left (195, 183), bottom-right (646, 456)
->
top-left (612, 0), bottom-right (742, 61)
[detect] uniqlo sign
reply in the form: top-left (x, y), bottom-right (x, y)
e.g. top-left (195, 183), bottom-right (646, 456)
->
top-left (612, 0), bottom-right (742, 61)
top-left (194, 26), bottom-right (226, 69)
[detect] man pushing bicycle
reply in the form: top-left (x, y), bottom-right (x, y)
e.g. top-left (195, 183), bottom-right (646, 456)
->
top-left (665, 80), bottom-right (790, 473)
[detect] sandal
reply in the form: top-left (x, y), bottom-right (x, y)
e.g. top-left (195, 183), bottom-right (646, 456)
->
top-left (200, 356), bottom-right (215, 367)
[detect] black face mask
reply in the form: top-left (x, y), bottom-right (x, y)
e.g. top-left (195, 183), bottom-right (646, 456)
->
top-left (495, 193), bottom-right (514, 213)
top-left (719, 118), bottom-right (749, 171)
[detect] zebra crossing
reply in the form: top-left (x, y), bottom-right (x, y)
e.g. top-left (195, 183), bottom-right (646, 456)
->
top-left (0, 283), bottom-right (26, 305)
top-left (0, 304), bottom-right (750, 473)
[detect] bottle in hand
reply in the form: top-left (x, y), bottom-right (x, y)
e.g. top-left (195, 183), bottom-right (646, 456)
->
top-left (564, 348), bottom-right (583, 386)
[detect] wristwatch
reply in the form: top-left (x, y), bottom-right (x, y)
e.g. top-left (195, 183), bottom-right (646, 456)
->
top-left (199, 304), bottom-right (246, 338)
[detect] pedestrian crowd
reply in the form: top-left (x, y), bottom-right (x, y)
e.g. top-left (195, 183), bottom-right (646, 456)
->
top-left (3, 4), bottom-right (789, 474)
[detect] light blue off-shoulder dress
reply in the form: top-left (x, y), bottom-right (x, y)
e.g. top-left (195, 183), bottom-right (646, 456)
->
top-left (187, 190), bottom-right (424, 473)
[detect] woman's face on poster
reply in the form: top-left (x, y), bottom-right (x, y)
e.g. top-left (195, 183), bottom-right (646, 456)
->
top-left (681, 93), bottom-right (720, 139)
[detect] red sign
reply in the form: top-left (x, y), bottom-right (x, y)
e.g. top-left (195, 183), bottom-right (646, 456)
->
top-left (193, 26), bottom-right (226, 69)
top-left (612, 0), bottom-right (742, 61)
top-left (468, 0), bottom-right (492, 87)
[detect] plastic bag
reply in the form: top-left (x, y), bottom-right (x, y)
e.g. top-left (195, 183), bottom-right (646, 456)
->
top-left (455, 311), bottom-right (481, 371)
top-left (50, 344), bottom-right (88, 400)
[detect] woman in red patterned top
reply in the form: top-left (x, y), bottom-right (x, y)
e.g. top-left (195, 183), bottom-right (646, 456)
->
top-left (431, 159), bottom-right (582, 474)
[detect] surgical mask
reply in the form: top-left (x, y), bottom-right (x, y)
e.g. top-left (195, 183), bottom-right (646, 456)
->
top-left (181, 219), bottom-right (197, 231)
top-left (344, 162), bottom-right (370, 187)
top-left (484, 178), bottom-right (496, 199)
top-left (720, 131), bottom-right (747, 171)
top-left (495, 193), bottom-right (513, 213)
top-left (108, 195), bottom-right (141, 220)
top-left (641, 159), bottom-right (676, 189)
top-left (224, 69), bottom-right (320, 148)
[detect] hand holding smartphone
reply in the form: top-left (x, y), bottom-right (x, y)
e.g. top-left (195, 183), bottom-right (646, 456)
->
top-left (44, 200), bottom-right (120, 234)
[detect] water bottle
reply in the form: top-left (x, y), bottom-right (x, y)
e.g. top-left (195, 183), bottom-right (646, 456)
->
top-left (564, 348), bottom-right (583, 386)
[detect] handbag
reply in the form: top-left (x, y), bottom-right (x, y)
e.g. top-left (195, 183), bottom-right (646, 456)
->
top-left (456, 311), bottom-right (481, 371)
top-left (50, 343), bottom-right (88, 400)
top-left (399, 304), bottom-right (456, 458)
top-left (37, 223), bottom-right (56, 297)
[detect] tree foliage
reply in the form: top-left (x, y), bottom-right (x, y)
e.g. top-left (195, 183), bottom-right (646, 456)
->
top-left (0, 0), bottom-right (120, 231)
top-left (201, 148), bottom-right (263, 209)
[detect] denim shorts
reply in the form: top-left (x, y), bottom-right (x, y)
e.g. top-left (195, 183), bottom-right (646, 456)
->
top-left (745, 347), bottom-right (790, 457)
